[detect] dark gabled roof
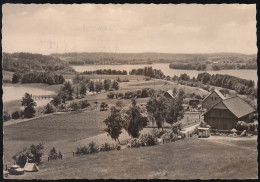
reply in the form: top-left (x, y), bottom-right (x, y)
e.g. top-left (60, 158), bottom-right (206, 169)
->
top-left (202, 89), bottom-right (226, 102)
top-left (203, 96), bottom-right (255, 118)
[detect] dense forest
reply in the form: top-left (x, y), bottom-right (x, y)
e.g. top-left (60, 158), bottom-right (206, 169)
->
top-left (2, 52), bottom-right (75, 73)
top-left (129, 67), bottom-right (165, 79)
top-left (12, 71), bottom-right (65, 85)
top-left (81, 69), bottom-right (127, 75)
top-left (169, 62), bottom-right (207, 70)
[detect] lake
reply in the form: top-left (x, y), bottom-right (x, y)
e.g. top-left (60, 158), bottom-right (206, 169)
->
top-left (72, 63), bottom-right (258, 84)
top-left (3, 85), bottom-right (55, 103)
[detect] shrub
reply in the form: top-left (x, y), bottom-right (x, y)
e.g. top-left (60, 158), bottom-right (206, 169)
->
top-left (68, 101), bottom-right (81, 111)
top-left (129, 138), bottom-right (141, 148)
top-left (44, 103), bottom-right (56, 114)
top-left (12, 111), bottom-right (20, 119)
top-left (139, 134), bottom-right (158, 147)
top-left (58, 104), bottom-right (67, 112)
top-left (48, 147), bottom-right (60, 160)
top-left (151, 128), bottom-right (165, 138)
top-left (12, 143), bottom-right (44, 167)
top-left (89, 141), bottom-right (99, 154)
top-left (172, 122), bottom-right (182, 134)
top-left (107, 92), bottom-right (115, 99)
top-left (118, 93), bottom-right (124, 99)
top-left (80, 100), bottom-right (90, 109)
top-left (3, 111), bottom-right (11, 121)
top-left (99, 143), bottom-right (120, 151)
top-left (249, 122), bottom-right (258, 132)
top-left (76, 146), bottom-right (89, 156)
top-left (236, 121), bottom-right (249, 131)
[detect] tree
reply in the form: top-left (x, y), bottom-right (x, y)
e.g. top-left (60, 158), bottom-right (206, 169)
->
top-left (103, 106), bottom-right (124, 144)
top-left (166, 89), bottom-right (185, 126)
top-left (111, 80), bottom-right (119, 90)
top-left (12, 72), bottom-right (21, 83)
top-left (21, 93), bottom-right (37, 118)
top-left (61, 81), bottom-right (74, 100)
top-left (123, 98), bottom-right (148, 138)
top-left (79, 83), bottom-right (87, 97)
top-left (104, 79), bottom-right (111, 91)
top-left (44, 103), bottom-right (56, 114)
top-left (89, 81), bottom-right (95, 94)
top-left (100, 102), bottom-right (108, 111)
top-left (95, 81), bottom-right (103, 93)
top-left (146, 92), bottom-right (168, 130)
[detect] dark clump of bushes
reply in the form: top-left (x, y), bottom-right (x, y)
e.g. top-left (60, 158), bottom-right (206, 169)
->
top-left (44, 103), bottom-right (56, 114)
top-left (12, 111), bottom-right (21, 119)
top-left (128, 134), bottom-right (158, 148)
top-left (99, 143), bottom-right (121, 152)
top-left (76, 142), bottom-right (99, 156)
top-left (48, 147), bottom-right (62, 160)
top-left (3, 112), bottom-right (11, 122)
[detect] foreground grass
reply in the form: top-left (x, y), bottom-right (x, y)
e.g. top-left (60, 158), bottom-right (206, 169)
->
top-left (7, 137), bottom-right (257, 180)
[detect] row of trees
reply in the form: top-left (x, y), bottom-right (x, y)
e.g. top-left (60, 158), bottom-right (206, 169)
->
top-left (12, 71), bottom-right (65, 85)
top-left (129, 66), bottom-right (165, 79)
top-left (104, 89), bottom-right (185, 143)
top-left (169, 62), bottom-right (207, 71)
top-left (196, 73), bottom-right (256, 96)
top-left (82, 69), bottom-right (127, 75)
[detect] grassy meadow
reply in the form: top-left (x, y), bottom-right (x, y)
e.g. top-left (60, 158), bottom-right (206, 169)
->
top-left (6, 137), bottom-right (258, 179)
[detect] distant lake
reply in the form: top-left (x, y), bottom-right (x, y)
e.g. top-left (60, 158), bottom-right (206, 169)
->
top-left (73, 63), bottom-right (257, 84)
top-left (3, 85), bottom-right (55, 103)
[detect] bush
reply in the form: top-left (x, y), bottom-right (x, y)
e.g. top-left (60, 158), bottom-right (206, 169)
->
top-left (12, 143), bottom-right (44, 167)
top-left (236, 121), bottom-right (249, 131)
top-left (99, 143), bottom-right (121, 152)
top-left (12, 111), bottom-right (20, 119)
top-left (76, 146), bottom-right (89, 156)
top-left (58, 104), bottom-right (67, 112)
top-left (80, 100), bottom-right (90, 109)
top-left (107, 92), bottom-right (115, 99)
top-left (118, 93), bottom-right (124, 99)
top-left (89, 141), bottom-right (99, 154)
top-left (3, 111), bottom-right (11, 122)
top-left (68, 101), bottom-right (81, 111)
top-left (129, 138), bottom-right (142, 148)
top-left (48, 147), bottom-right (62, 160)
top-left (139, 134), bottom-right (158, 147)
top-left (249, 122), bottom-right (258, 132)
top-left (172, 122), bottom-right (182, 134)
top-left (151, 128), bottom-right (165, 138)
top-left (44, 103), bottom-right (56, 114)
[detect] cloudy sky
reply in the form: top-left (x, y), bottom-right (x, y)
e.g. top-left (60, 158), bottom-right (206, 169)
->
top-left (2, 4), bottom-right (256, 55)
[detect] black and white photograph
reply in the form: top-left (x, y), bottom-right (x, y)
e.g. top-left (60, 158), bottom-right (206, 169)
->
top-left (2, 3), bottom-right (258, 179)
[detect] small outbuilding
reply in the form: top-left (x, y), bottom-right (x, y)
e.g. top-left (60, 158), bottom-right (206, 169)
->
top-left (23, 163), bottom-right (39, 172)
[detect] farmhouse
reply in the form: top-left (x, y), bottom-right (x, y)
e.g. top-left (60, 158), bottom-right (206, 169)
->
top-left (203, 96), bottom-right (255, 130)
top-left (202, 89), bottom-right (225, 110)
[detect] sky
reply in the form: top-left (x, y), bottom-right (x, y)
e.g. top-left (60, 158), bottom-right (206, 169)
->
top-left (2, 4), bottom-right (257, 55)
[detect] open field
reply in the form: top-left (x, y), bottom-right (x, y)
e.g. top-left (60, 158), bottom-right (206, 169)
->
top-left (6, 137), bottom-right (257, 180)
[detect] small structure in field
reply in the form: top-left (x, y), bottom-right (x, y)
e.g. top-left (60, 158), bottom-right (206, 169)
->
top-left (198, 127), bottom-right (210, 138)
top-left (202, 89), bottom-right (225, 110)
top-left (23, 163), bottom-right (39, 172)
top-left (203, 96), bottom-right (255, 130)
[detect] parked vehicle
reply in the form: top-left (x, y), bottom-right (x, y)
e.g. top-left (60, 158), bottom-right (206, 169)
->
top-left (8, 165), bottom-right (24, 175)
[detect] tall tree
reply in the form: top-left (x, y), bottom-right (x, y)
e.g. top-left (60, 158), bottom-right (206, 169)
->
top-left (89, 81), bottom-right (95, 94)
top-left (146, 92), bottom-right (168, 130)
top-left (21, 93), bottom-right (37, 118)
top-left (111, 80), bottom-right (119, 90)
top-left (123, 98), bottom-right (148, 138)
top-left (79, 83), bottom-right (87, 97)
top-left (104, 79), bottom-right (111, 91)
top-left (61, 81), bottom-right (74, 100)
top-left (103, 106), bottom-right (124, 144)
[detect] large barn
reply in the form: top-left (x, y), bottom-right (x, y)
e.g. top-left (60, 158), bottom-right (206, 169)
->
top-left (203, 96), bottom-right (255, 130)
top-left (202, 89), bottom-right (225, 110)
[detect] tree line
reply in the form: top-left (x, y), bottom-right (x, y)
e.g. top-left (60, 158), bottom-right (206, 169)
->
top-left (196, 73), bottom-right (256, 96)
top-left (12, 71), bottom-right (65, 85)
top-left (129, 66), bottom-right (165, 79)
top-left (81, 69), bottom-right (127, 75)
top-left (169, 62), bottom-right (207, 71)
top-left (3, 52), bottom-right (75, 73)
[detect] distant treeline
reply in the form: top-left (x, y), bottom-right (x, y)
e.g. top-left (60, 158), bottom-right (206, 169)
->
top-left (2, 52), bottom-right (75, 73)
top-left (196, 73), bottom-right (255, 95)
top-left (81, 69), bottom-right (127, 75)
top-left (129, 67), bottom-right (165, 79)
top-left (169, 62), bottom-right (207, 71)
top-left (12, 72), bottom-right (65, 85)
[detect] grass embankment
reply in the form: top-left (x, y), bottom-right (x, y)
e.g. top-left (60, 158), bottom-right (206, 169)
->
top-left (7, 137), bottom-right (257, 179)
